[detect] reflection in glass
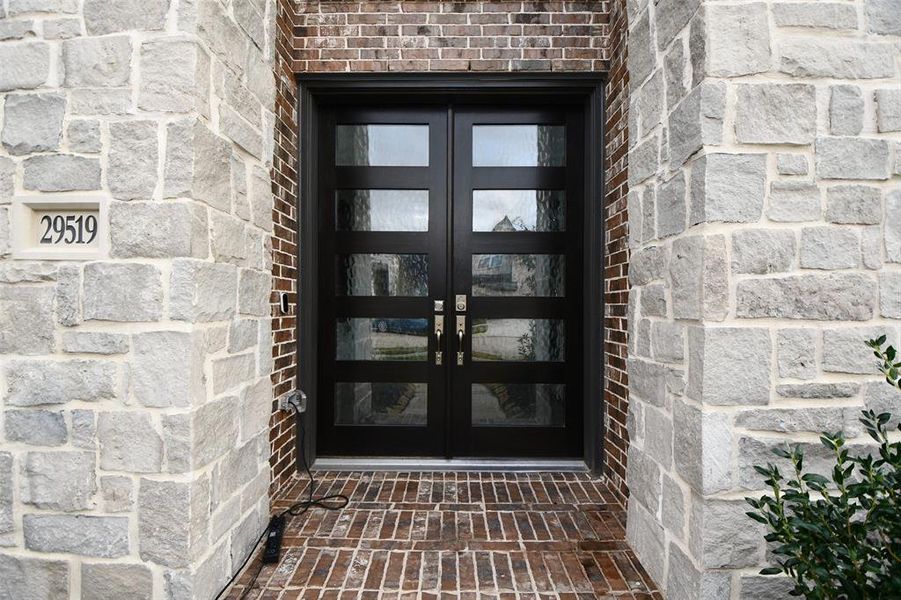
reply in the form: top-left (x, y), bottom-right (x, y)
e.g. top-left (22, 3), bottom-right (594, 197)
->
top-left (472, 125), bottom-right (565, 167)
top-left (337, 190), bottom-right (429, 231)
top-left (472, 319), bottom-right (565, 362)
top-left (335, 382), bottom-right (427, 426)
top-left (336, 125), bottom-right (429, 166)
top-left (336, 318), bottom-right (428, 361)
top-left (472, 383), bottom-right (565, 427)
top-left (338, 254), bottom-right (429, 297)
top-left (472, 254), bottom-right (564, 297)
top-left (472, 190), bottom-right (565, 232)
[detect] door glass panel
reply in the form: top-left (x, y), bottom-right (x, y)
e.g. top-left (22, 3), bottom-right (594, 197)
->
top-left (337, 254), bottom-right (429, 297)
top-left (336, 189), bottom-right (429, 231)
top-left (471, 383), bottom-right (565, 427)
top-left (335, 382), bottom-right (427, 426)
top-left (472, 254), bottom-right (564, 297)
top-left (471, 319), bottom-right (565, 362)
top-left (473, 190), bottom-right (565, 232)
top-left (472, 125), bottom-right (565, 167)
top-left (336, 318), bottom-right (428, 361)
top-left (336, 125), bottom-right (429, 166)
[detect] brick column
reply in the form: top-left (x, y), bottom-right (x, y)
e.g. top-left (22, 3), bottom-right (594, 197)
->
top-left (0, 1), bottom-right (276, 597)
top-left (624, 0), bottom-right (901, 596)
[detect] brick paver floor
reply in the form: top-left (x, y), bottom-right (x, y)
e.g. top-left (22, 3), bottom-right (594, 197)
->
top-left (227, 471), bottom-right (662, 599)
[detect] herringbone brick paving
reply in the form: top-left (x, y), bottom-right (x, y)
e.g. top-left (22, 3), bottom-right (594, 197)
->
top-left (228, 472), bottom-right (661, 599)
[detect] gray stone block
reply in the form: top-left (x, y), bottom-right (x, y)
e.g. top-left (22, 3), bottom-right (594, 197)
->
top-left (249, 166), bottom-right (274, 232)
top-left (690, 499), bottom-right (764, 569)
top-left (0, 554), bottom-right (68, 600)
top-left (0, 157), bottom-right (14, 198)
top-left (211, 211), bottom-right (247, 264)
top-left (773, 2), bottom-right (858, 29)
top-left (830, 85), bottom-right (864, 136)
top-left (110, 201), bottom-right (202, 258)
top-left (81, 563), bottom-right (153, 600)
top-left (816, 137), bottom-right (890, 180)
top-left (640, 284), bottom-right (667, 318)
top-left (655, 0), bottom-right (700, 51)
top-left (866, 0), bottom-right (901, 35)
top-left (0, 42), bottom-right (49, 91)
top-left (881, 272), bottom-right (901, 318)
top-left (656, 171), bottom-right (687, 239)
top-left (667, 542), bottom-right (732, 600)
top-left (0, 19), bottom-right (36, 41)
top-left (70, 410), bottom-right (96, 450)
top-left (800, 226), bottom-right (859, 270)
top-left (704, 3), bottom-right (771, 77)
top-left (22, 451), bottom-right (95, 511)
top-left (627, 10), bottom-right (654, 88)
top-left (826, 185), bottom-right (882, 225)
top-left (84, 262), bottom-right (163, 322)
top-left (767, 182), bottom-right (821, 223)
top-left (780, 38), bottom-right (896, 79)
top-left (238, 269), bottom-right (271, 317)
top-left (162, 414), bottom-right (191, 474)
top-left (674, 398), bottom-right (733, 495)
top-left (0, 285), bottom-right (54, 355)
top-left (736, 274), bottom-right (876, 321)
top-left (211, 353), bottom-right (256, 396)
top-left (131, 331), bottom-right (204, 408)
top-left (6, 359), bottom-right (118, 406)
top-left (875, 88), bottom-right (901, 133)
top-left (691, 153), bottom-right (766, 224)
top-left (626, 446), bottom-right (661, 514)
top-left (5, 410), bottom-right (67, 446)
top-left (862, 226), bottom-right (883, 270)
top-left (100, 476), bottom-right (133, 513)
top-left (735, 83), bottom-right (816, 145)
top-left (775, 383), bottom-right (859, 399)
top-left (736, 407), bottom-right (848, 433)
top-left (98, 412), bottom-right (162, 473)
top-left (195, 397), bottom-right (239, 468)
top-left (626, 501), bottom-right (665, 588)
top-left (652, 321), bottom-right (684, 364)
top-left (630, 245), bottom-right (667, 286)
top-left (55, 265), bottom-right (81, 327)
top-left (738, 436), bottom-right (837, 490)
top-left (170, 259), bottom-right (238, 322)
top-left (62, 36), bottom-right (132, 87)
top-left (776, 328), bottom-right (817, 380)
top-left (24, 514), bottom-right (129, 557)
top-left (629, 132), bottom-right (661, 186)
top-left (22, 155), bottom-right (101, 191)
top-left (219, 104), bottom-right (262, 159)
top-left (43, 17), bottom-right (81, 40)
top-left (627, 358), bottom-right (667, 407)
top-left (8, 0), bottom-right (78, 14)
top-left (731, 229), bottom-right (796, 275)
top-left (661, 475), bottom-right (685, 539)
top-left (139, 38), bottom-right (208, 113)
top-left (670, 235), bottom-right (728, 321)
top-left (61, 331), bottom-right (129, 355)
top-left (69, 88), bottom-right (132, 116)
top-left (84, 0), bottom-right (167, 34)
top-left (644, 406), bottom-right (673, 469)
top-left (688, 327), bottom-right (771, 406)
top-left (0, 453), bottom-right (12, 538)
top-left (668, 82), bottom-right (726, 167)
top-left (664, 41), bottom-right (686, 110)
top-left (864, 381), bottom-right (901, 429)
top-left (164, 119), bottom-right (232, 211)
top-left (139, 478), bottom-right (208, 568)
top-left (108, 121), bottom-right (159, 200)
top-left (776, 154), bottom-right (808, 176)
top-left (66, 119), bottom-right (102, 153)
top-left (1, 93), bottom-right (66, 155)
top-left (823, 327), bottom-right (895, 375)
top-left (888, 191), bottom-right (901, 263)
top-left (739, 575), bottom-right (794, 599)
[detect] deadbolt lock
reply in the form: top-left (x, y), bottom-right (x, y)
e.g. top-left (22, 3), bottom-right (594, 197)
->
top-left (434, 300), bottom-right (444, 313)
top-left (455, 294), bottom-right (467, 312)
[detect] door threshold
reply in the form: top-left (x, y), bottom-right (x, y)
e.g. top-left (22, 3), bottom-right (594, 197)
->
top-left (311, 458), bottom-right (589, 472)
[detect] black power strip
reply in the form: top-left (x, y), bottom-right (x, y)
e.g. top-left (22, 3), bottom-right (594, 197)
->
top-left (263, 515), bottom-right (286, 564)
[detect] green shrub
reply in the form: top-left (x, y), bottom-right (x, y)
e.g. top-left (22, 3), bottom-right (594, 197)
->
top-left (745, 336), bottom-right (901, 599)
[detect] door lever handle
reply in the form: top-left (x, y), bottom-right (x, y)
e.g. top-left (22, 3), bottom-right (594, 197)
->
top-left (434, 316), bottom-right (444, 365)
top-left (456, 315), bottom-right (466, 366)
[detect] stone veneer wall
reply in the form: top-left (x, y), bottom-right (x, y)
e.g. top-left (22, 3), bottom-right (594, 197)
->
top-left (0, 0), bottom-right (278, 598)
top-left (624, 0), bottom-right (901, 596)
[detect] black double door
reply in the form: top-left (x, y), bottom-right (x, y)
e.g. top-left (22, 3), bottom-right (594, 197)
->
top-left (317, 102), bottom-right (584, 459)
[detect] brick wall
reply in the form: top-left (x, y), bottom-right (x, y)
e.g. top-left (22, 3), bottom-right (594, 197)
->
top-left (601, 0), bottom-right (630, 507)
top-left (269, 1), bottom-right (628, 493)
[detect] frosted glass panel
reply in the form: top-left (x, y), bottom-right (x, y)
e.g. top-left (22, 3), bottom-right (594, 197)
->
top-left (472, 125), bottom-right (565, 167)
top-left (472, 190), bottom-right (565, 232)
top-left (335, 382), bottom-right (427, 426)
top-left (472, 254), bottom-right (564, 297)
top-left (336, 318), bottom-right (428, 361)
top-left (337, 190), bottom-right (429, 231)
top-left (336, 125), bottom-right (429, 166)
top-left (337, 254), bottom-right (428, 297)
top-left (472, 383), bottom-right (565, 427)
top-left (472, 319), bottom-right (565, 362)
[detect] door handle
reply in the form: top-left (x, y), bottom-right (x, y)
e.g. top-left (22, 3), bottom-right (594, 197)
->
top-left (434, 316), bottom-right (444, 365)
top-left (456, 315), bottom-right (466, 366)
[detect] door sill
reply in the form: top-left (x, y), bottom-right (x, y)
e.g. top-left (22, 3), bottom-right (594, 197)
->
top-left (311, 458), bottom-right (589, 472)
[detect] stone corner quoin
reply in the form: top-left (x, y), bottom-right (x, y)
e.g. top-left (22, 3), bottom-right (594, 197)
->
top-left (0, 0), bottom-right (277, 598)
top-left (624, 0), bottom-right (901, 597)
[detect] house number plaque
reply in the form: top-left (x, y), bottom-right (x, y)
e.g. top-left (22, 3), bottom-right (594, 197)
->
top-left (11, 196), bottom-right (108, 260)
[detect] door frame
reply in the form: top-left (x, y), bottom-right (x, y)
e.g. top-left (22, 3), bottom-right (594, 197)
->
top-left (296, 73), bottom-right (607, 472)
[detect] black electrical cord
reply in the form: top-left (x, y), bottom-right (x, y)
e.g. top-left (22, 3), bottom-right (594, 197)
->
top-left (214, 400), bottom-right (350, 600)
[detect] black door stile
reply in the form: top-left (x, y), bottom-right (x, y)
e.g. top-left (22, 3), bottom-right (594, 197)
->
top-left (316, 101), bottom-right (584, 459)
